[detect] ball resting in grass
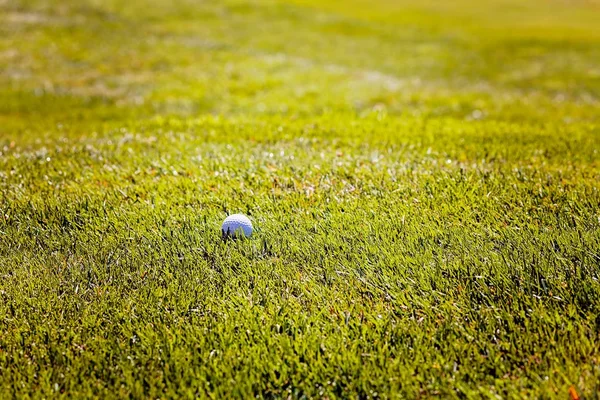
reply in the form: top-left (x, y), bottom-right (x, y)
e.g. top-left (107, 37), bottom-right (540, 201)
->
top-left (221, 214), bottom-right (253, 238)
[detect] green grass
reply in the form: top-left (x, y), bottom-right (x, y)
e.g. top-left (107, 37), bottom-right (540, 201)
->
top-left (1, 0), bottom-right (600, 397)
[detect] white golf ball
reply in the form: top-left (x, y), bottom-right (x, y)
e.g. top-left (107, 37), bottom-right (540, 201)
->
top-left (221, 214), bottom-right (253, 238)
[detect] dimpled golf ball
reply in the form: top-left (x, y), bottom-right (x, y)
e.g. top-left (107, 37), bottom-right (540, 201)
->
top-left (221, 214), bottom-right (253, 238)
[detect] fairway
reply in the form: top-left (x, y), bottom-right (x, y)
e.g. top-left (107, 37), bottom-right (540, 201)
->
top-left (1, 0), bottom-right (600, 397)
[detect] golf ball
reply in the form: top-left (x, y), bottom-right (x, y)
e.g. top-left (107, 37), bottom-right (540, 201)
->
top-left (221, 214), bottom-right (253, 238)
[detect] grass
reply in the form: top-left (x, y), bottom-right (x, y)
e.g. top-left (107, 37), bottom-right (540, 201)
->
top-left (1, 0), bottom-right (600, 397)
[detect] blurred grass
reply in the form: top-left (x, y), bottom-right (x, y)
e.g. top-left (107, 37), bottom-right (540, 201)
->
top-left (1, 0), bottom-right (600, 398)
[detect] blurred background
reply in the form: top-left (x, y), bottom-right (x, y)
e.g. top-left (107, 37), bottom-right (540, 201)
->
top-left (2, 0), bottom-right (599, 129)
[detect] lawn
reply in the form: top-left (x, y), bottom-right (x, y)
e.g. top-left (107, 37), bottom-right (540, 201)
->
top-left (1, 0), bottom-right (600, 397)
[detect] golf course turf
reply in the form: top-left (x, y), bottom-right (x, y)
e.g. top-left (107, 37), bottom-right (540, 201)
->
top-left (1, 0), bottom-right (599, 397)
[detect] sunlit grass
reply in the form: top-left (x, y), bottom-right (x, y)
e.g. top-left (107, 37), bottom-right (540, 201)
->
top-left (1, 0), bottom-right (599, 397)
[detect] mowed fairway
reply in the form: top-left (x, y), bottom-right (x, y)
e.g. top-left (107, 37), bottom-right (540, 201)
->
top-left (1, 0), bottom-right (600, 397)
